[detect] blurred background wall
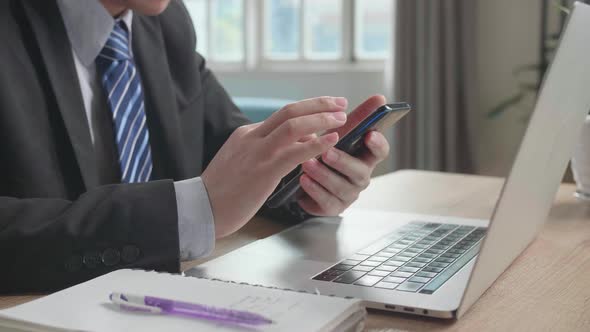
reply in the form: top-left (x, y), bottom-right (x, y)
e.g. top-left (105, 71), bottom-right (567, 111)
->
top-left (185, 0), bottom-right (567, 177)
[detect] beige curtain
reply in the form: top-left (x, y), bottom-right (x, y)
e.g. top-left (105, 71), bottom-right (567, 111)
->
top-left (392, 0), bottom-right (477, 172)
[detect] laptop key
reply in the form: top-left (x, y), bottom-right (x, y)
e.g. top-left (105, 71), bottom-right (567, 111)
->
top-left (332, 264), bottom-right (355, 271)
top-left (416, 271), bottom-right (438, 278)
top-left (405, 262), bottom-right (427, 268)
top-left (352, 265), bottom-right (373, 272)
top-left (422, 266), bottom-right (444, 273)
top-left (398, 266), bottom-right (420, 273)
top-left (396, 281), bottom-right (424, 292)
top-left (409, 276), bottom-right (431, 283)
top-left (419, 253), bottom-right (437, 259)
top-left (341, 259), bottom-right (362, 266)
top-left (360, 260), bottom-right (381, 267)
top-left (375, 281), bottom-right (399, 290)
top-left (374, 251), bottom-right (395, 258)
top-left (367, 256), bottom-right (389, 262)
top-left (390, 256), bottom-right (411, 262)
top-left (440, 253), bottom-right (461, 259)
top-left (383, 276), bottom-right (406, 283)
top-left (324, 269), bottom-right (346, 276)
top-left (375, 265), bottom-right (397, 272)
top-left (333, 270), bottom-right (366, 284)
top-left (413, 257), bottom-right (432, 263)
top-left (383, 260), bottom-right (403, 267)
top-left (354, 275), bottom-right (383, 287)
top-left (390, 271), bottom-right (413, 278)
top-left (368, 270), bottom-right (390, 277)
top-left (389, 244), bottom-right (408, 250)
top-left (405, 247), bottom-right (422, 253)
top-left (313, 273), bottom-right (337, 281)
top-left (435, 257), bottom-right (455, 264)
top-left (429, 262), bottom-right (449, 268)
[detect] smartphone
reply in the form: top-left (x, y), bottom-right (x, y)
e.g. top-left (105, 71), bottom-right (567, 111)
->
top-left (265, 102), bottom-right (412, 209)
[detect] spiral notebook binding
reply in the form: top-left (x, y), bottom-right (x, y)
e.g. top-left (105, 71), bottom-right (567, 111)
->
top-left (131, 268), bottom-right (356, 300)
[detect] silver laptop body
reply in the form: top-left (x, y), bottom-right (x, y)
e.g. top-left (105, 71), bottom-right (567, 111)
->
top-left (187, 2), bottom-right (590, 319)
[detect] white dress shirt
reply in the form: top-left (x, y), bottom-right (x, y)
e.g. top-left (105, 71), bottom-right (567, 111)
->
top-left (56, 0), bottom-right (214, 261)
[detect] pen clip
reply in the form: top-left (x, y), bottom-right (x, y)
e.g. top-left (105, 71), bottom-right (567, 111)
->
top-left (110, 292), bottom-right (162, 314)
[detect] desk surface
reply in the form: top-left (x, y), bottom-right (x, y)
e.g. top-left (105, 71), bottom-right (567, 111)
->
top-left (2, 170), bottom-right (589, 331)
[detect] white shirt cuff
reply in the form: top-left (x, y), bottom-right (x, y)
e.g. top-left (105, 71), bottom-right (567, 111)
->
top-left (173, 177), bottom-right (215, 261)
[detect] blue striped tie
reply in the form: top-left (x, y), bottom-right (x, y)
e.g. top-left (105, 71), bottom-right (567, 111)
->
top-left (96, 21), bottom-right (153, 183)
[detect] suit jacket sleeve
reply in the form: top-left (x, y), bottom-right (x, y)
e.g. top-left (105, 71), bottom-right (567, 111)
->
top-left (171, 1), bottom-right (309, 223)
top-left (196, 51), bottom-right (312, 222)
top-left (0, 181), bottom-right (180, 293)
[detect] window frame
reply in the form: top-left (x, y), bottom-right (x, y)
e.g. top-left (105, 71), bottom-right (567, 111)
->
top-left (195, 0), bottom-right (390, 72)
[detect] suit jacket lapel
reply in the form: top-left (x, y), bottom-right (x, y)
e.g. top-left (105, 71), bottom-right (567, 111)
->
top-left (132, 15), bottom-right (186, 181)
top-left (22, 2), bottom-right (98, 189)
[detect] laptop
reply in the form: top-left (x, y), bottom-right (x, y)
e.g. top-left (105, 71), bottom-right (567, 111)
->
top-left (187, 2), bottom-right (590, 319)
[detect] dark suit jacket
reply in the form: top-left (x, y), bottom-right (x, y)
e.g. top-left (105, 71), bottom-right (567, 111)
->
top-left (0, 0), bottom-right (255, 293)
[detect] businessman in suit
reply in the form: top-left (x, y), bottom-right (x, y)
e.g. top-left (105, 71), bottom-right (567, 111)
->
top-left (0, 0), bottom-right (390, 293)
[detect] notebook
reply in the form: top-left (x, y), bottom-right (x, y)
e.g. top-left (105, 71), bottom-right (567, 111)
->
top-left (0, 269), bottom-right (365, 332)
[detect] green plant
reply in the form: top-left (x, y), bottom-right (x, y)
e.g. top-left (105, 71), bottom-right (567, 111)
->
top-left (487, 1), bottom-right (571, 120)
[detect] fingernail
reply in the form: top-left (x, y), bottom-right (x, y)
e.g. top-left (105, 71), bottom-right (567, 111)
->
top-left (334, 97), bottom-right (348, 108)
top-left (322, 132), bottom-right (339, 144)
top-left (367, 132), bottom-right (378, 146)
top-left (332, 112), bottom-right (347, 122)
top-left (325, 148), bottom-right (338, 162)
top-left (303, 159), bottom-right (317, 169)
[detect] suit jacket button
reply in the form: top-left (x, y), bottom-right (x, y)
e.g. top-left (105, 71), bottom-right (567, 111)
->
top-left (64, 255), bottom-right (83, 272)
top-left (83, 251), bottom-right (101, 269)
top-left (101, 248), bottom-right (121, 266)
top-left (121, 245), bottom-right (140, 263)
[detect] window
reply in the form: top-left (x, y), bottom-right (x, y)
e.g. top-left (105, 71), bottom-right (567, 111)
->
top-left (184, 0), bottom-right (393, 68)
top-left (354, 0), bottom-right (392, 59)
top-left (265, 0), bottom-right (300, 59)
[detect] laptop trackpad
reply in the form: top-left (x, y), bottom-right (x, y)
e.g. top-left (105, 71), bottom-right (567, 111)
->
top-left (247, 214), bottom-right (407, 262)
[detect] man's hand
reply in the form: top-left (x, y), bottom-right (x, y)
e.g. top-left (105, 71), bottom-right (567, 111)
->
top-left (297, 95), bottom-right (390, 216)
top-left (201, 97), bottom-right (348, 238)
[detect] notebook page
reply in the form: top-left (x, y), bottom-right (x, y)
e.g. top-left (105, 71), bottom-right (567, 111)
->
top-left (0, 269), bottom-right (363, 332)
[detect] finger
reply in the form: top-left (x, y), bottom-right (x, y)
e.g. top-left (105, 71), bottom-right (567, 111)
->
top-left (301, 158), bottom-right (358, 203)
top-left (359, 131), bottom-right (390, 168)
top-left (326, 95), bottom-right (386, 138)
top-left (243, 122), bottom-right (263, 134)
top-left (255, 96), bottom-right (348, 136)
top-left (321, 147), bottom-right (371, 188)
top-left (277, 132), bottom-right (339, 172)
top-left (266, 111), bottom-right (346, 147)
top-left (299, 174), bottom-right (345, 216)
top-left (297, 196), bottom-right (327, 216)
top-left (299, 133), bottom-right (317, 143)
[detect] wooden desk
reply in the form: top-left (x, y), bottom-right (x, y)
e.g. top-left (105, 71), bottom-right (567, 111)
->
top-left (2, 170), bottom-right (589, 331)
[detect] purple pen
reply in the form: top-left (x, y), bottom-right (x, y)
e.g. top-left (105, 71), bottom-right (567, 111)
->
top-left (109, 292), bottom-right (274, 326)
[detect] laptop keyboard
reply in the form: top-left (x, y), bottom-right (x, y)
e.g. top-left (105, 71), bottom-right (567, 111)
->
top-left (312, 222), bottom-right (486, 294)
